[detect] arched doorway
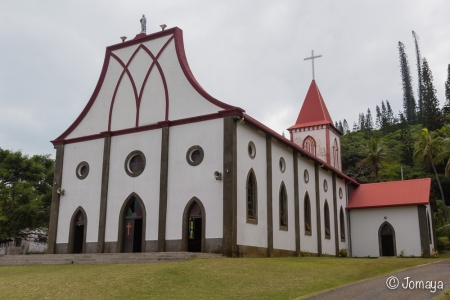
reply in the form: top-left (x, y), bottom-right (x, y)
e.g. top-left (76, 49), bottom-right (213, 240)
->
top-left (182, 197), bottom-right (206, 253)
top-left (118, 194), bottom-right (146, 253)
top-left (68, 207), bottom-right (87, 254)
top-left (378, 222), bottom-right (396, 256)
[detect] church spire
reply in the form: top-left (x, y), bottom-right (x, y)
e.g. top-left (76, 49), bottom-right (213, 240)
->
top-left (289, 80), bottom-right (333, 129)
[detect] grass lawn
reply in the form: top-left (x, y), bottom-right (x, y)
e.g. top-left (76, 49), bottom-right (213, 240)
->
top-left (0, 256), bottom-right (447, 299)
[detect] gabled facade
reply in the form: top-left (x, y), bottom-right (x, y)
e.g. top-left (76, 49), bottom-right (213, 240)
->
top-left (47, 25), bottom-right (436, 258)
top-left (287, 80), bottom-right (342, 170)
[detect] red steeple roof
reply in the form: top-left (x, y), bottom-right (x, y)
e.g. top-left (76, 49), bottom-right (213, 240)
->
top-left (288, 80), bottom-right (333, 130)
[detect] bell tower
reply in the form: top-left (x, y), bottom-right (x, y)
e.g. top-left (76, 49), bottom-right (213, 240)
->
top-left (287, 80), bottom-right (342, 170)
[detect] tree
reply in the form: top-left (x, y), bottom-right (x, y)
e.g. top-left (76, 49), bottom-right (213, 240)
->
top-left (363, 137), bottom-right (387, 181)
top-left (399, 113), bottom-right (414, 166)
top-left (343, 119), bottom-right (349, 134)
top-left (412, 31), bottom-right (423, 122)
top-left (398, 41), bottom-right (416, 123)
top-left (375, 105), bottom-right (382, 129)
top-left (365, 108), bottom-right (374, 132)
top-left (414, 128), bottom-right (448, 220)
top-left (443, 64), bottom-right (450, 116)
top-left (0, 149), bottom-right (54, 244)
top-left (421, 58), bottom-right (442, 131)
top-left (386, 100), bottom-right (396, 125)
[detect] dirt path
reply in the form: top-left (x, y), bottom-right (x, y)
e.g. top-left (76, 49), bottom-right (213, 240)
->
top-left (307, 259), bottom-right (450, 300)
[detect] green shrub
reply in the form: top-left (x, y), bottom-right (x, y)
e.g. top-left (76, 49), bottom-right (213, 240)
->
top-left (339, 248), bottom-right (348, 257)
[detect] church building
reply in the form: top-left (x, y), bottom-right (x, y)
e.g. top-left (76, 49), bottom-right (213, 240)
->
top-left (47, 25), bottom-right (437, 258)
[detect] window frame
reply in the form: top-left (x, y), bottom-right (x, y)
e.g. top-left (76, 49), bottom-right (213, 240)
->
top-left (246, 169), bottom-right (258, 224)
top-left (279, 182), bottom-right (288, 231)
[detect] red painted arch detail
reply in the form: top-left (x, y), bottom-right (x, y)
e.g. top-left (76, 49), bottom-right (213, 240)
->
top-left (108, 51), bottom-right (140, 131)
top-left (55, 53), bottom-right (111, 140)
top-left (173, 28), bottom-right (235, 110)
top-left (137, 38), bottom-right (173, 123)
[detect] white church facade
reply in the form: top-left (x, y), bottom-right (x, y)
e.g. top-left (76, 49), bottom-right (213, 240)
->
top-left (47, 26), bottom-right (436, 258)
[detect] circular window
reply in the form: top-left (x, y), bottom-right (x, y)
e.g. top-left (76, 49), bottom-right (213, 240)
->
top-left (186, 145), bottom-right (204, 166)
top-left (339, 187), bottom-right (343, 199)
top-left (323, 179), bottom-right (328, 192)
top-left (76, 161), bottom-right (89, 180)
top-left (279, 157), bottom-right (286, 173)
top-left (248, 141), bottom-right (256, 159)
top-left (125, 151), bottom-right (146, 177)
top-left (304, 169), bottom-right (309, 183)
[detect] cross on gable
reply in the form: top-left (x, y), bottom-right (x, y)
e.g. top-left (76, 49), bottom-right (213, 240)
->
top-left (304, 50), bottom-right (322, 80)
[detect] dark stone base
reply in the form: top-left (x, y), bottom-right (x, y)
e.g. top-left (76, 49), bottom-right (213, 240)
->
top-left (236, 245), bottom-right (268, 257)
top-left (145, 240), bottom-right (158, 252)
top-left (236, 245), bottom-right (298, 257)
top-left (55, 243), bottom-right (68, 254)
top-left (85, 242), bottom-right (97, 253)
top-left (104, 242), bottom-right (118, 253)
top-left (205, 238), bottom-right (222, 253)
top-left (166, 239), bottom-right (183, 252)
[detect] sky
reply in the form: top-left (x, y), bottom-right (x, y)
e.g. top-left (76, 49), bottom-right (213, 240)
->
top-left (1, 0), bottom-right (450, 158)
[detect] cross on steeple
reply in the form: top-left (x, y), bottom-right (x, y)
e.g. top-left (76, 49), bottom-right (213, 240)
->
top-left (304, 50), bottom-right (322, 80)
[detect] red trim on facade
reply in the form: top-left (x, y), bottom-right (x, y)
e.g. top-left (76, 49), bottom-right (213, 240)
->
top-left (326, 128), bottom-right (330, 164)
top-left (173, 28), bottom-right (236, 110)
top-left (108, 28), bottom-right (175, 51)
top-left (51, 110), bottom-right (238, 145)
top-left (137, 36), bottom-right (174, 124)
top-left (243, 114), bottom-right (359, 185)
top-left (108, 52), bottom-right (140, 130)
top-left (55, 53), bottom-right (111, 140)
top-left (346, 203), bottom-right (427, 210)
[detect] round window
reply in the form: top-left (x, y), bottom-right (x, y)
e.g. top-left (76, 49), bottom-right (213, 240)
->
top-left (279, 157), bottom-right (286, 173)
top-left (304, 169), bottom-right (309, 183)
top-left (339, 187), bottom-right (343, 199)
top-left (186, 145), bottom-right (204, 166)
top-left (323, 179), bottom-right (328, 192)
top-left (125, 151), bottom-right (146, 177)
top-left (76, 161), bottom-right (89, 180)
top-left (248, 141), bottom-right (256, 159)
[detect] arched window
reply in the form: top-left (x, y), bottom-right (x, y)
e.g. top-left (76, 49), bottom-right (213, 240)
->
top-left (117, 193), bottom-right (146, 253)
top-left (246, 169), bottom-right (258, 224)
top-left (302, 136), bottom-right (316, 156)
top-left (279, 182), bottom-right (288, 230)
top-left (324, 201), bottom-right (330, 239)
top-left (339, 206), bottom-right (345, 242)
top-left (304, 193), bottom-right (311, 235)
top-left (427, 212), bottom-right (432, 244)
top-left (333, 139), bottom-right (339, 169)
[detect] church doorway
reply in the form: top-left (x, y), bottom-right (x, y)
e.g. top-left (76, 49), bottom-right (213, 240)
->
top-left (188, 202), bottom-right (202, 252)
top-left (182, 197), bottom-right (206, 253)
top-left (122, 197), bottom-right (143, 253)
top-left (69, 207), bottom-right (87, 254)
top-left (73, 211), bottom-right (85, 253)
top-left (379, 222), bottom-right (396, 256)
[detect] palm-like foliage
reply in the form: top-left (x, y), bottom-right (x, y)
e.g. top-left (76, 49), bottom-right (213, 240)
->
top-left (363, 137), bottom-right (386, 181)
top-left (414, 128), bottom-right (448, 220)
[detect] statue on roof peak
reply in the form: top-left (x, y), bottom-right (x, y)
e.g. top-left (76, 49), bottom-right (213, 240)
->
top-left (140, 14), bottom-right (146, 33)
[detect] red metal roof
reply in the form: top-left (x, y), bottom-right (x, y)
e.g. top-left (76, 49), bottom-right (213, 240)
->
top-left (347, 178), bottom-right (431, 210)
top-left (288, 80), bottom-right (333, 130)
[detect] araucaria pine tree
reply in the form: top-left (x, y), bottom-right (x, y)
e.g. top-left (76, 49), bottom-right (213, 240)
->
top-left (412, 31), bottom-right (423, 121)
top-left (398, 41), bottom-right (416, 123)
top-left (399, 113), bottom-right (414, 166)
top-left (443, 64), bottom-right (450, 116)
top-left (421, 58), bottom-right (442, 131)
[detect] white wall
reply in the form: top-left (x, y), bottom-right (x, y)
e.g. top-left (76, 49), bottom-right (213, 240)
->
top-left (57, 139), bottom-right (104, 244)
top-left (271, 141), bottom-right (296, 251)
top-left (350, 206), bottom-right (422, 257)
top-left (292, 127), bottom-right (327, 162)
top-left (297, 158), bottom-right (318, 254)
top-left (105, 130), bottom-right (162, 242)
top-left (319, 168), bottom-right (335, 255)
top-left (236, 124), bottom-right (268, 248)
top-left (328, 130), bottom-right (341, 171)
top-left (166, 119), bottom-right (224, 241)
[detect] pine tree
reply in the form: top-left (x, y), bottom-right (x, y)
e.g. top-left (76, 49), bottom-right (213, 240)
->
top-left (421, 58), bottom-right (442, 131)
top-left (386, 101), bottom-right (396, 125)
top-left (359, 113), bottom-right (366, 132)
top-left (375, 105), bottom-right (382, 129)
top-left (339, 121), bottom-right (343, 132)
top-left (398, 41), bottom-right (416, 123)
top-left (352, 121), bottom-right (359, 132)
top-left (343, 119), bottom-right (349, 133)
top-left (399, 113), bottom-right (414, 166)
top-left (443, 64), bottom-right (450, 116)
top-left (412, 31), bottom-right (423, 122)
top-left (365, 108), bottom-right (374, 132)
